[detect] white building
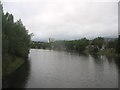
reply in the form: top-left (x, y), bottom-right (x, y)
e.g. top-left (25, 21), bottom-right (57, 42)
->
top-left (48, 38), bottom-right (55, 43)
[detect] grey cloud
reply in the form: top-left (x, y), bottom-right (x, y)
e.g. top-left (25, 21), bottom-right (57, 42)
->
top-left (3, 1), bottom-right (118, 41)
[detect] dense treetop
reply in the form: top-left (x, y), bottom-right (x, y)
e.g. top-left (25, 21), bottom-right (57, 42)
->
top-left (2, 11), bottom-right (31, 58)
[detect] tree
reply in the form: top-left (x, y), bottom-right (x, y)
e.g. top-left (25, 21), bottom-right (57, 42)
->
top-left (118, 35), bottom-right (120, 53)
top-left (2, 11), bottom-right (31, 58)
top-left (91, 37), bottom-right (104, 50)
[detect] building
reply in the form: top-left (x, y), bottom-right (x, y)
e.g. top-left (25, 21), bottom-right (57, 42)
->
top-left (48, 37), bottom-right (55, 43)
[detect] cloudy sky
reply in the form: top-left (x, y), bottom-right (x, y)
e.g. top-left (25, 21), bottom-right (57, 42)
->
top-left (2, 0), bottom-right (119, 41)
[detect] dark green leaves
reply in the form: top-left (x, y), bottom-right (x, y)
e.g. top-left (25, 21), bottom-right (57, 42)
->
top-left (2, 12), bottom-right (31, 58)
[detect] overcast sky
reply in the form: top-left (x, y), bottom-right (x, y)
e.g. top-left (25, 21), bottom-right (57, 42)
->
top-left (2, 0), bottom-right (119, 41)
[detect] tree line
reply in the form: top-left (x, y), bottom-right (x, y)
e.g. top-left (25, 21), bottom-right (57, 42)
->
top-left (31, 36), bottom-right (119, 57)
top-left (2, 6), bottom-right (31, 75)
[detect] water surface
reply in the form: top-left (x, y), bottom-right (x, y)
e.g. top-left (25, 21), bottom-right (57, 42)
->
top-left (3, 49), bottom-right (119, 88)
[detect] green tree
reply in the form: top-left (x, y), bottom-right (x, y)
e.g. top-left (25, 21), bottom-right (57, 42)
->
top-left (91, 37), bottom-right (104, 50)
top-left (2, 10), bottom-right (31, 75)
top-left (118, 35), bottom-right (120, 53)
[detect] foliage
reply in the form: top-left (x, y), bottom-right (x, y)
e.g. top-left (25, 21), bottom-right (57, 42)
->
top-left (105, 39), bottom-right (118, 52)
top-left (31, 38), bottom-right (89, 53)
top-left (2, 12), bottom-right (31, 58)
top-left (2, 9), bottom-right (31, 75)
top-left (118, 35), bottom-right (120, 53)
top-left (91, 37), bottom-right (104, 50)
top-left (31, 36), bottom-right (118, 57)
top-left (97, 48), bottom-right (117, 58)
top-left (31, 41), bottom-right (51, 49)
top-left (88, 37), bottom-right (104, 53)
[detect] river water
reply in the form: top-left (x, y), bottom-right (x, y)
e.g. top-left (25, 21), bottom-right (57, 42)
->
top-left (3, 49), bottom-right (119, 88)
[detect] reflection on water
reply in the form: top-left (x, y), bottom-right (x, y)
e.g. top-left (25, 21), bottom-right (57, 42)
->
top-left (2, 49), bottom-right (119, 88)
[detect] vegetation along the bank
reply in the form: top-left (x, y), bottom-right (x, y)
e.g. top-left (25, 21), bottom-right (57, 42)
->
top-left (2, 5), bottom-right (31, 76)
top-left (31, 36), bottom-right (120, 58)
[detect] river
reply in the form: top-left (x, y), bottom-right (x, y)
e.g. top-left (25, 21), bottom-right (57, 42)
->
top-left (3, 49), bottom-right (119, 88)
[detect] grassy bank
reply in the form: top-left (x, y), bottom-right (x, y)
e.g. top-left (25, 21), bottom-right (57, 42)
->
top-left (3, 54), bottom-right (25, 76)
top-left (97, 49), bottom-right (118, 58)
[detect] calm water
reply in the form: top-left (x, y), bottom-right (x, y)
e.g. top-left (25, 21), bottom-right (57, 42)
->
top-left (3, 49), bottom-right (119, 88)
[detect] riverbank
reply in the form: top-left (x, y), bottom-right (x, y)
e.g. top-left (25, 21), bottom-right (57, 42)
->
top-left (97, 49), bottom-right (119, 58)
top-left (3, 54), bottom-right (25, 76)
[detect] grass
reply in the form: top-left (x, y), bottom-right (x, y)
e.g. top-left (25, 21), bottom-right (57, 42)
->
top-left (3, 54), bottom-right (25, 76)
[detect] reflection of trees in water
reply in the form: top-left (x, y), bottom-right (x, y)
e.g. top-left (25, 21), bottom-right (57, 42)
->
top-left (90, 54), bottom-right (104, 65)
top-left (91, 54), bottom-right (118, 65)
top-left (105, 56), bottom-right (117, 63)
top-left (66, 50), bottom-right (89, 57)
top-left (2, 59), bottom-right (31, 88)
top-left (113, 57), bottom-right (120, 89)
top-left (53, 49), bottom-right (89, 57)
top-left (118, 57), bottom-right (120, 89)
